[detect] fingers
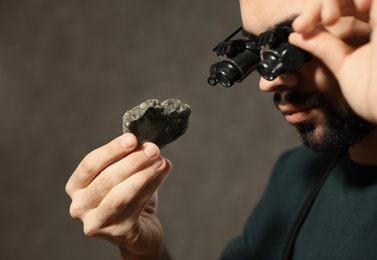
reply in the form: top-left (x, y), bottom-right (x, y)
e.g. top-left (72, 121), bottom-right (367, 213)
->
top-left (94, 156), bottom-right (168, 221)
top-left (66, 133), bottom-right (138, 193)
top-left (67, 140), bottom-right (166, 212)
top-left (355, 0), bottom-right (372, 11)
top-left (80, 142), bottom-right (162, 207)
top-left (371, 0), bottom-right (377, 27)
top-left (131, 160), bottom-right (172, 216)
top-left (80, 159), bottom-right (171, 236)
top-left (292, 0), bottom-right (343, 33)
top-left (66, 132), bottom-right (172, 237)
top-left (292, 0), bottom-right (322, 34)
top-left (100, 160), bottom-right (172, 225)
top-left (289, 27), bottom-right (353, 76)
top-left (321, 0), bottom-right (342, 25)
top-left (292, 0), bottom-right (371, 34)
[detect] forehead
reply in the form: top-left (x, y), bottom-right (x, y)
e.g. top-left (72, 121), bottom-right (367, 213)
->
top-left (240, 0), bottom-right (304, 36)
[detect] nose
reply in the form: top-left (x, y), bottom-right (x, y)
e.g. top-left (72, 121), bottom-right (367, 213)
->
top-left (259, 72), bottom-right (298, 92)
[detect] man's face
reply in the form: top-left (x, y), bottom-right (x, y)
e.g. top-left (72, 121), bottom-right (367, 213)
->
top-left (240, 0), bottom-right (375, 153)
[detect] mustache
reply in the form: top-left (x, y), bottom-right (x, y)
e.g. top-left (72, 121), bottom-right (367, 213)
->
top-left (273, 90), bottom-right (324, 107)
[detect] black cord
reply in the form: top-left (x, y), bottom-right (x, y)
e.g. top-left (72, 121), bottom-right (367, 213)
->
top-left (224, 26), bottom-right (243, 41)
top-left (282, 151), bottom-right (345, 260)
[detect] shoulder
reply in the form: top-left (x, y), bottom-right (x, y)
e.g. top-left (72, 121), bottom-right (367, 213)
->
top-left (220, 147), bottom-right (340, 259)
top-left (275, 146), bottom-right (336, 169)
top-left (272, 146), bottom-right (338, 181)
top-left (265, 146), bottom-right (339, 205)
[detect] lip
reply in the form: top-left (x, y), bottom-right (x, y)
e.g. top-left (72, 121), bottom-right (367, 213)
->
top-left (278, 105), bottom-right (315, 124)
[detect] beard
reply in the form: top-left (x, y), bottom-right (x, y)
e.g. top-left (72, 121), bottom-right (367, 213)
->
top-left (274, 90), bottom-right (376, 153)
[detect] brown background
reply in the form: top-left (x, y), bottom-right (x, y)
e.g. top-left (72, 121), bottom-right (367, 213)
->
top-left (0, 0), bottom-right (300, 259)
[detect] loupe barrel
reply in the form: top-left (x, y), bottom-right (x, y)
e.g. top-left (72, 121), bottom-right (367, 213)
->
top-left (208, 42), bottom-right (260, 88)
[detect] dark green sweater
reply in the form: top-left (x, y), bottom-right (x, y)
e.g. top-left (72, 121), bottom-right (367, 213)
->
top-left (221, 146), bottom-right (377, 260)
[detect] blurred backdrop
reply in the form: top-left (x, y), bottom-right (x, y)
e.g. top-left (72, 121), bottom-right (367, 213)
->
top-left (0, 0), bottom-right (300, 259)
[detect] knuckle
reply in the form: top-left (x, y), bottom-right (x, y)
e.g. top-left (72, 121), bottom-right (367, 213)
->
top-left (124, 181), bottom-right (140, 195)
top-left (83, 222), bottom-right (100, 237)
top-left (69, 200), bottom-right (85, 220)
top-left (69, 205), bottom-right (80, 220)
top-left (93, 174), bottom-right (113, 192)
top-left (65, 181), bottom-right (73, 196)
top-left (78, 156), bottom-right (96, 177)
top-left (100, 196), bottom-right (126, 216)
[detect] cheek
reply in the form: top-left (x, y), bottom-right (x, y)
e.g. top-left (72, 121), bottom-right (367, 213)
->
top-left (301, 58), bottom-right (343, 102)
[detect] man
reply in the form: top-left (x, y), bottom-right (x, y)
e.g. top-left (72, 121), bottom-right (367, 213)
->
top-left (65, 0), bottom-right (377, 259)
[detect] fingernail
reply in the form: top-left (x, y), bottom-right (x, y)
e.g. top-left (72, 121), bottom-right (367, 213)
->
top-left (120, 134), bottom-right (134, 149)
top-left (144, 144), bottom-right (159, 158)
top-left (152, 157), bottom-right (164, 168)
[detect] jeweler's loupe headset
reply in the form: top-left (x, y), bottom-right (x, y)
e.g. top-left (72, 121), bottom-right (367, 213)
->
top-left (208, 26), bottom-right (311, 88)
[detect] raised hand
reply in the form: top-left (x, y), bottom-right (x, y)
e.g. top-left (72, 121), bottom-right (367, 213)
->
top-left (290, 0), bottom-right (377, 123)
top-left (65, 133), bottom-right (171, 258)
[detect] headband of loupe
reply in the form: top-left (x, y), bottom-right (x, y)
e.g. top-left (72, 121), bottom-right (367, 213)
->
top-left (207, 26), bottom-right (311, 88)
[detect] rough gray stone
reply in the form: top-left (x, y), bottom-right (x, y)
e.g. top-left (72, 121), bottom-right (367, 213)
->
top-left (122, 99), bottom-right (191, 148)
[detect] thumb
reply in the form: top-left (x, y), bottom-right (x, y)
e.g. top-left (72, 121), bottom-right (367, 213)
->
top-left (289, 27), bottom-right (353, 77)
